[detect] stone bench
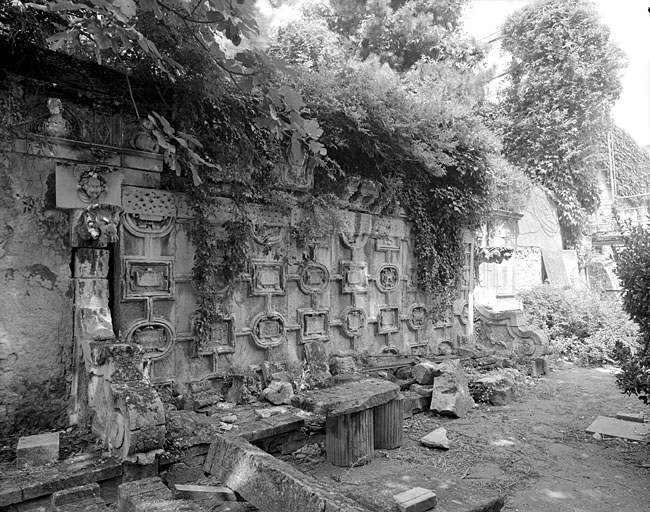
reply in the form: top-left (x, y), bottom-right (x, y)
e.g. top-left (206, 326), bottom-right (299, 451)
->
top-left (292, 378), bottom-right (403, 466)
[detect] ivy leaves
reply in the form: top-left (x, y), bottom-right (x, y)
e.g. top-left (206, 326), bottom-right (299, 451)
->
top-left (23, 0), bottom-right (325, 183)
top-left (500, 0), bottom-right (625, 246)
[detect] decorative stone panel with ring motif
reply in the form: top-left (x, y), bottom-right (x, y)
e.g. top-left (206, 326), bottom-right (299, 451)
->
top-left (407, 303), bottom-right (427, 331)
top-left (250, 312), bottom-right (287, 349)
top-left (376, 264), bottom-right (400, 293)
top-left (341, 306), bottom-right (367, 338)
top-left (125, 319), bottom-right (175, 360)
top-left (297, 262), bottom-right (330, 294)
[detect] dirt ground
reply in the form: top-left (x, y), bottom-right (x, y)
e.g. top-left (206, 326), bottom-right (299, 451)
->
top-left (280, 362), bottom-right (650, 512)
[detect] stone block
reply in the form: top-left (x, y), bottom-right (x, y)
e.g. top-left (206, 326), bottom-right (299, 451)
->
top-left (393, 487), bottom-right (437, 512)
top-left (429, 360), bottom-right (475, 419)
top-left (74, 249), bottom-right (110, 278)
top-left (16, 432), bottom-right (59, 468)
top-left (616, 412), bottom-right (645, 423)
top-left (412, 361), bottom-right (442, 385)
top-left (204, 434), bottom-right (370, 512)
top-left (54, 497), bottom-right (108, 512)
top-left (304, 341), bottom-right (333, 387)
top-left (488, 386), bottom-right (513, 406)
top-left (117, 477), bottom-right (172, 512)
top-left (262, 381), bottom-right (294, 405)
top-left (172, 484), bottom-right (236, 501)
top-left (420, 427), bottom-right (449, 450)
top-left (51, 482), bottom-right (100, 508)
top-left (530, 357), bottom-right (548, 378)
top-left (411, 384), bottom-right (433, 397)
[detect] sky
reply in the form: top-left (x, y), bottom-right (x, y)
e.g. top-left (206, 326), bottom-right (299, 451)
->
top-left (463, 0), bottom-right (650, 147)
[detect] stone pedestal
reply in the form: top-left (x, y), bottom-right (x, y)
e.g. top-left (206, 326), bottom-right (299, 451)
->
top-left (326, 409), bottom-right (374, 467)
top-left (373, 397), bottom-right (403, 450)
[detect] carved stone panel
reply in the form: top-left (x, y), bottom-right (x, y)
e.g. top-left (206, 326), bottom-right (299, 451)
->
top-left (122, 187), bottom-right (176, 236)
top-left (341, 306), bottom-right (367, 338)
top-left (198, 318), bottom-right (234, 354)
top-left (251, 312), bottom-right (287, 349)
top-left (250, 261), bottom-right (286, 296)
top-left (124, 261), bottom-right (173, 299)
top-left (298, 262), bottom-right (330, 295)
top-left (126, 320), bottom-right (174, 360)
top-left (375, 236), bottom-right (400, 252)
top-left (407, 267), bottom-right (419, 292)
top-left (298, 309), bottom-right (330, 343)
top-left (376, 264), bottom-right (400, 293)
top-left (340, 261), bottom-right (368, 294)
top-left (377, 306), bottom-right (400, 334)
top-left (407, 304), bottom-right (427, 331)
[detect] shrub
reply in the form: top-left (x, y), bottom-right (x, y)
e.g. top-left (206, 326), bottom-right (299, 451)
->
top-left (613, 221), bottom-right (650, 400)
top-left (518, 284), bottom-right (639, 366)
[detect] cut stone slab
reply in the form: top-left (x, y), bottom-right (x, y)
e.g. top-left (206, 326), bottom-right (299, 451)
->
top-left (51, 483), bottom-right (100, 508)
top-left (54, 497), bottom-right (107, 512)
top-left (304, 341), bottom-right (333, 387)
top-left (530, 357), bottom-right (548, 378)
top-left (393, 487), bottom-right (437, 512)
top-left (203, 433), bottom-right (371, 512)
top-left (411, 384), bottom-right (433, 397)
top-left (420, 427), bottom-right (449, 450)
top-left (292, 377), bottom-right (400, 417)
top-left (586, 416), bottom-right (650, 441)
top-left (172, 484), bottom-right (236, 501)
top-left (615, 412), bottom-right (645, 423)
top-left (16, 432), bottom-right (59, 468)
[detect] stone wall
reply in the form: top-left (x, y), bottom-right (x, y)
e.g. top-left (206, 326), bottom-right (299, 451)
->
top-left (0, 149), bottom-right (73, 436)
top-left (514, 246), bottom-right (543, 291)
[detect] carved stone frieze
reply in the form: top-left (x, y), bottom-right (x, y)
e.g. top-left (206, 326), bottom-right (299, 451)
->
top-left (298, 308), bottom-right (330, 343)
top-left (298, 262), bottom-right (330, 294)
top-left (341, 306), bottom-right (367, 338)
top-left (376, 264), bottom-right (400, 293)
top-left (339, 211), bottom-right (372, 250)
top-left (251, 312), bottom-right (287, 349)
top-left (340, 261), bottom-right (368, 294)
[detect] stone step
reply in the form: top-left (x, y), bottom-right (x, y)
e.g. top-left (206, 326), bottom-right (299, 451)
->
top-left (0, 454), bottom-right (122, 508)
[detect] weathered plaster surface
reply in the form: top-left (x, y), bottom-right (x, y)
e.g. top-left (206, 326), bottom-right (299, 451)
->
top-left (0, 152), bottom-right (73, 435)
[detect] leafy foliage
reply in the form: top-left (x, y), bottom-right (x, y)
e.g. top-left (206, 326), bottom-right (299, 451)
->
top-left (499, 0), bottom-right (625, 247)
top-left (519, 284), bottom-right (639, 366)
top-left (270, 13), bottom-right (499, 304)
top-left (591, 126), bottom-right (650, 207)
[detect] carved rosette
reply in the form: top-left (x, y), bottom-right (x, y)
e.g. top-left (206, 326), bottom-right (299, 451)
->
top-left (340, 261), bottom-right (368, 294)
top-left (407, 304), bottom-right (427, 331)
top-left (125, 319), bottom-right (175, 361)
top-left (341, 306), bottom-right (367, 338)
top-left (298, 308), bottom-right (330, 343)
top-left (251, 312), bottom-right (287, 349)
top-left (376, 264), bottom-right (400, 293)
top-left (377, 306), bottom-right (400, 334)
top-left (297, 262), bottom-right (330, 295)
